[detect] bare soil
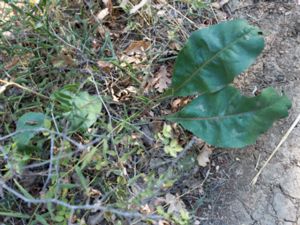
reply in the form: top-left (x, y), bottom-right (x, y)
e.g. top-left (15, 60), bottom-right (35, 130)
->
top-left (200, 1), bottom-right (300, 225)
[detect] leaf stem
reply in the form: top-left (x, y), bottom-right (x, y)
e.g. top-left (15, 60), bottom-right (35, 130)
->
top-left (0, 79), bottom-right (50, 100)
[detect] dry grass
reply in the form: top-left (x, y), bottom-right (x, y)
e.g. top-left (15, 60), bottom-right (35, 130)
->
top-left (0, 1), bottom-right (229, 224)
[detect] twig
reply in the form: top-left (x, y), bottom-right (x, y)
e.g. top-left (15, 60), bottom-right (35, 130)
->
top-left (87, 70), bottom-right (112, 126)
top-left (42, 135), bottom-right (54, 192)
top-left (167, 4), bottom-right (201, 29)
top-left (0, 124), bottom-right (163, 221)
top-left (150, 136), bottom-right (200, 169)
top-left (0, 178), bottom-right (162, 220)
top-left (0, 128), bottom-right (85, 149)
top-left (0, 128), bottom-right (102, 170)
top-left (251, 113), bottom-right (300, 186)
top-left (0, 79), bottom-right (50, 100)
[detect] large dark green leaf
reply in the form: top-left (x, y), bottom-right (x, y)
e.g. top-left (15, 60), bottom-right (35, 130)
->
top-left (166, 86), bottom-right (291, 148)
top-left (168, 19), bottom-right (264, 97)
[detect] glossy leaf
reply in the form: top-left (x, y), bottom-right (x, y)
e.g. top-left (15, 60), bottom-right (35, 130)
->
top-left (168, 19), bottom-right (264, 96)
top-left (166, 86), bottom-right (291, 148)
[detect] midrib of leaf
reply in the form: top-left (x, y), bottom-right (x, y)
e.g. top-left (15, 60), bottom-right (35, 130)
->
top-left (169, 102), bottom-right (277, 121)
top-left (171, 27), bottom-right (256, 94)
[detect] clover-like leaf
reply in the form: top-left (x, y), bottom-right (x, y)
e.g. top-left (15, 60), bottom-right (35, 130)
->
top-left (167, 19), bottom-right (264, 97)
top-left (166, 86), bottom-right (291, 148)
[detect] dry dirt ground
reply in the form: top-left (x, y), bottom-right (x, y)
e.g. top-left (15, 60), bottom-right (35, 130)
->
top-left (200, 1), bottom-right (300, 225)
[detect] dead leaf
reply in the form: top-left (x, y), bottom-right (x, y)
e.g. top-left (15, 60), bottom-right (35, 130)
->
top-left (140, 204), bottom-right (151, 214)
top-left (120, 40), bottom-right (150, 66)
top-left (151, 65), bottom-right (171, 93)
top-left (156, 0), bottom-right (168, 4)
top-left (97, 25), bottom-right (110, 38)
top-left (52, 52), bottom-right (75, 67)
top-left (171, 97), bottom-right (191, 111)
top-left (171, 99), bottom-right (182, 110)
top-left (125, 40), bottom-right (150, 55)
top-left (88, 188), bottom-right (102, 198)
top-left (120, 55), bottom-right (142, 64)
top-left (102, 0), bottom-right (113, 14)
top-left (197, 145), bottom-right (213, 167)
top-left (158, 220), bottom-right (170, 225)
top-left (211, 0), bottom-right (229, 9)
top-left (97, 60), bottom-right (113, 72)
top-left (130, 0), bottom-right (149, 14)
top-left (0, 83), bottom-right (9, 94)
top-left (169, 42), bottom-right (181, 51)
top-left (97, 8), bottom-right (109, 20)
top-left (2, 31), bottom-right (15, 40)
top-left (4, 56), bottom-right (19, 70)
top-left (112, 85), bottom-right (138, 102)
top-left (165, 193), bottom-right (188, 215)
top-left (120, 0), bottom-right (129, 8)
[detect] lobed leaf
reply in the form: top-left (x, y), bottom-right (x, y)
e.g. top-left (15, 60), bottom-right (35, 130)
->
top-left (166, 86), bottom-right (291, 148)
top-left (168, 19), bottom-right (264, 96)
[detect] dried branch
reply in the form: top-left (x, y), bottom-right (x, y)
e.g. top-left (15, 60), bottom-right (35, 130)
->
top-left (0, 178), bottom-right (162, 220)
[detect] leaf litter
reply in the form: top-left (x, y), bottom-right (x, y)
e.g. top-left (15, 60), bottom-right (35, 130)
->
top-left (151, 65), bottom-right (171, 93)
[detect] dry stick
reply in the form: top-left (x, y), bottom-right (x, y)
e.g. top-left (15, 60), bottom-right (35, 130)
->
top-left (0, 179), bottom-right (162, 220)
top-left (42, 134), bottom-right (55, 192)
top-left (251, 113), bottom-right (300, 186)
top-left (0, 79), bottom-right (50, 100)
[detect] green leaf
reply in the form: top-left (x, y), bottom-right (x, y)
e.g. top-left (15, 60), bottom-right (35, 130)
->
top-left (52, 86), bottom-right (102, 130)
top-left (14, 112), bottom-right (50, 146)
top-left (0, 211), bottom-right (30, 219)
top-left (166, 86), bottom-right (291, 148)
top-left (64, 92), bottom-right (102, 130)
top-left (168, 19), bottom-right (264, 96)
top-left (164, 139), bottom-right (183, 157)
top-left (34, 214), bottom-right (50, 225)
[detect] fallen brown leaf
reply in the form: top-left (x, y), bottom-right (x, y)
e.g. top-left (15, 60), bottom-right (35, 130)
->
top-left (211, 0), bottom-right (229, 9)
top-left (151, 65), bottom-right (171, 93)
top-left (165, 193), bottom-right (188, 215)
top-left (102, 0), bottom-right (113, 14)
top-left (197, 145), bottom-right (213, 167)
top-left (140, 204), bottom-right (152, 214)
top-left (158, 220), bottom-right (170, 225)
top-left (97, 8), bottom-right (109, 20)
top-left (120, 55), bottom-right (142, 64)
top-left (125, 40), bottom-right (151, 55)
top-left (130, 0), bottom-right (149, 14)
top-left (171, 97), bottom-right (191, 111)
top-left (97, 60), bottom-right (113, 72)
top-left (4, 56), bottom-right (19, 70)
top-left (52, 52), bottom-right (76, 67)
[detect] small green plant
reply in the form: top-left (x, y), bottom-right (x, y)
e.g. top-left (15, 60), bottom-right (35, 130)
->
top-left (3, 15), bottom-right (292, 224)
top-left (164, 19), bottom-right (291, 148)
